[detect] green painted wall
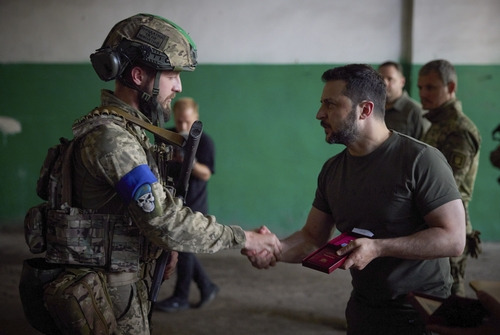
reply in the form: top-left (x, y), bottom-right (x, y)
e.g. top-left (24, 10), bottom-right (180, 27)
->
top-left (1, 64), bottom-right (499, 241)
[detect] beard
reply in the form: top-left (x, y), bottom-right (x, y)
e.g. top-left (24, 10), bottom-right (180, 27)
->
top-left (137, 86), bottom-right (172, 125)
top-left (160, 97), bottom-right (172, 122)
top-left (138, 95), bottom-right (169, 124)
top-left (136, 72), bottom-right (172, 124)
top-left (326, 107), bottom-right (359, 145)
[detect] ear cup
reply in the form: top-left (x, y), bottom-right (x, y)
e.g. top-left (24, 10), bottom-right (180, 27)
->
top-left (90, 48), bottom-right (122, 81)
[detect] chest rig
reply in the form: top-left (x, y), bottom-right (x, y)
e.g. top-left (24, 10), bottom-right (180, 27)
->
top-left (37, 107), bottom-right (183, 273)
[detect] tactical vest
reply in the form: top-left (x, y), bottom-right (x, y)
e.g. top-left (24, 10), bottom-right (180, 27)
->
top-left (30, 107), bottom-right (174, 273)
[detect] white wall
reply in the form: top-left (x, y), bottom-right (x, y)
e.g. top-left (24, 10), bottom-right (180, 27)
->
top-left (0, 0), bottom-right (499, 64)
top-left (413, 0), bottom-right (500, 64)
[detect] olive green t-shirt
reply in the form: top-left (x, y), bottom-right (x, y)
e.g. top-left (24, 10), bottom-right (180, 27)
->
top-left (313, 132), bottom-right (461, 303)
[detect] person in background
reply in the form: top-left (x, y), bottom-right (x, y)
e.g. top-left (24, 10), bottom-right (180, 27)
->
top-left (157, 97), bottom-right (219, 312)
top-left (245, 64), bottom-right (466, 335)
top-left (419, 59), bottom-right (482, 297)
top-left (378, 61), bottom-right (428, 138)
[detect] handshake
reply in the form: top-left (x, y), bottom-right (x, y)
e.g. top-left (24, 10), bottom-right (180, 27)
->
top-left (242, 226), bottom-right (282, 269)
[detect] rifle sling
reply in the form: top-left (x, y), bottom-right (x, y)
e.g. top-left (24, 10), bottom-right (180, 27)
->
top-left (105, 106), bottom-right (185, 147)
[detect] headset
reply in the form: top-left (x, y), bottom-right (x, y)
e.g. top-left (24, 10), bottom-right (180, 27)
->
top-left (90, 40), bottom-right (172, 82)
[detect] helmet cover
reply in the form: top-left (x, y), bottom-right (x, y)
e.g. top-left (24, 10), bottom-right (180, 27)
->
top-left (101, 13), bottom-right (197, 72)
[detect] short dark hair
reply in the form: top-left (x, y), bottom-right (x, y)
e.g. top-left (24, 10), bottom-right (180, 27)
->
top-left (419, 59), bottom-right (457, 86)
top-left (378, 61), bottom-right (404, 74)
top-left (321, 64), bottom-right (386, 118)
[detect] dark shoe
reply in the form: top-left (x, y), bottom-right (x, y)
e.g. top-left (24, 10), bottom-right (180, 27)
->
top-left (155, 296), bottom-right (189, 313)
top-left (195, 284), bottom-right (219, 309)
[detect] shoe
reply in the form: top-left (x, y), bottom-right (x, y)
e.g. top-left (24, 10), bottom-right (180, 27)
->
top-left (195, 284), bottom-right (219, 309)
top-left (155, 296), bottom-right (190, 313)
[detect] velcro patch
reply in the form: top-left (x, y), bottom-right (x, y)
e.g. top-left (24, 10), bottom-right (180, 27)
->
top-left (135, 25), bottom-right (168, 49)
top-left (450, 152), bottom-right (467, 169)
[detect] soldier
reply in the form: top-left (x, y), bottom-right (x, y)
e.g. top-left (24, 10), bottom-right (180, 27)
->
top-left (378, 61), bottom-right (428, 139)
top-left (36, 13), bottom-right (281, 334)
top-left (419, 59), bottom-right (481, 297)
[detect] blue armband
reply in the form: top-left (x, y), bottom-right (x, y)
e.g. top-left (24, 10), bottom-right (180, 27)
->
top-left (116, 164), bottom-right (158, 204)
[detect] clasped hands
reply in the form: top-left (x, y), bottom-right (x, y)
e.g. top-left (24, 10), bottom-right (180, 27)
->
top-left (242, 226), bottom-right (282, 269)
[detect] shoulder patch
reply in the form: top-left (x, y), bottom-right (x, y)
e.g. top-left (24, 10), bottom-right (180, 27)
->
top-left (134, 184), bottom-right (155, 213)
top-left (450, 152), bottom-right (467, 169)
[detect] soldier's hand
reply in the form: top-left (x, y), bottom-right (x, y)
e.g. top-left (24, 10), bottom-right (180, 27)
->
top-left (163, 251), bottom-right (178, 280)
top-left (490, 145), bottom-right (500, 169)
top-left (242, 248), bottom-right (278, 269)
top-left (241, 226), bottom-right (282, 269)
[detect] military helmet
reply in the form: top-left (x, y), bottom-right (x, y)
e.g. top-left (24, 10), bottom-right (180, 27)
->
top-left (91, 13), bottom-right (197, 81)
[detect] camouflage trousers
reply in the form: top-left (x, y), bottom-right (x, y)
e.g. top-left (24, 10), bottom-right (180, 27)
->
top-left (108, 279), bottom-right (151, 334)
top-left (449, 207), bottom-right (482, 297)
top-left (450, 253), bottom-right (467, 297)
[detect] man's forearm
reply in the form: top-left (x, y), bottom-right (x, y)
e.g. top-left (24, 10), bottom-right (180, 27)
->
top-left (280, 230), bottom-right (321, 263)
top-left (191, 161), bottom-right (211, 181)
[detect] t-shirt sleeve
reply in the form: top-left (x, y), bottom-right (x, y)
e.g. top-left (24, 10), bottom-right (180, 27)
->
top-left (312, 159), bottom-right (333, 214)
top-left (414, 146), bottom-right (462, 216)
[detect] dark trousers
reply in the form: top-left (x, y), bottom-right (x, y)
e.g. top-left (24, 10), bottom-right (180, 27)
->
top-left (173, 252), bottom-right (213, 300)
top-left (346, 296), bottom-right (432, 335)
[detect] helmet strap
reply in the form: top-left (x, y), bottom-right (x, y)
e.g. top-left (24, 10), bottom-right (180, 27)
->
top-left (138, 71), bottom-right (170, 127)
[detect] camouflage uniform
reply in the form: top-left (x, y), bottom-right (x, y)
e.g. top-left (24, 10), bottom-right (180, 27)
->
top-left (45, 89), bottom-right (246, 334)
top-left (421, 98), bottom-right (481, 296)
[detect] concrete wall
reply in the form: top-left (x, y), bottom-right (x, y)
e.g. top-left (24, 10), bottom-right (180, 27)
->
top-left (3, 0), bottom-right (499, 65)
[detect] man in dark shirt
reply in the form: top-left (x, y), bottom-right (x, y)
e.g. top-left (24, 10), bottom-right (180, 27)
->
top-left (378, 61), bottom-right (428, 139)
top-left (157, 97), bottom-right (219, 312)
top-left (244, 64), bottom-right (466, 335)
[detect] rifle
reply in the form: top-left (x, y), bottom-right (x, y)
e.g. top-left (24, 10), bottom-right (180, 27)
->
top-left (148, 120), bottom-right (203, 324)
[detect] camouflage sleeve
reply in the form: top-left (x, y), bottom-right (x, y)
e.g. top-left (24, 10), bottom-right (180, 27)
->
top-left (80, 123), bottom-right (149, 184)
top-left (128, 183), bottom-right (246, 253)
top-left (440, 130), bottom-right (479, 186)
top-left (81, 123), bottom-right (246, 253)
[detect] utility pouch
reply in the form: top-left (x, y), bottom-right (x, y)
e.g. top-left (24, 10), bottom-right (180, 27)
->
top-left (19, 257), bottom-right (63, 334)
top-left (43, 267), bottom-right (117, 335)
top-left (24, 202), bottom-right (49, 254)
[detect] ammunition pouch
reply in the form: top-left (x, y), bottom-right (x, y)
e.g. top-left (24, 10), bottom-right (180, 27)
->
top-left (19, 258), bottom-right (63, 334)
top-left (45, 206), bottom-right (161, 272)
top-left (43, 267), bottom-right (117, 335)
top-left (45, 207), bottom-right (120, 268)
top-left (24, 202), bottom-right (49, 254)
